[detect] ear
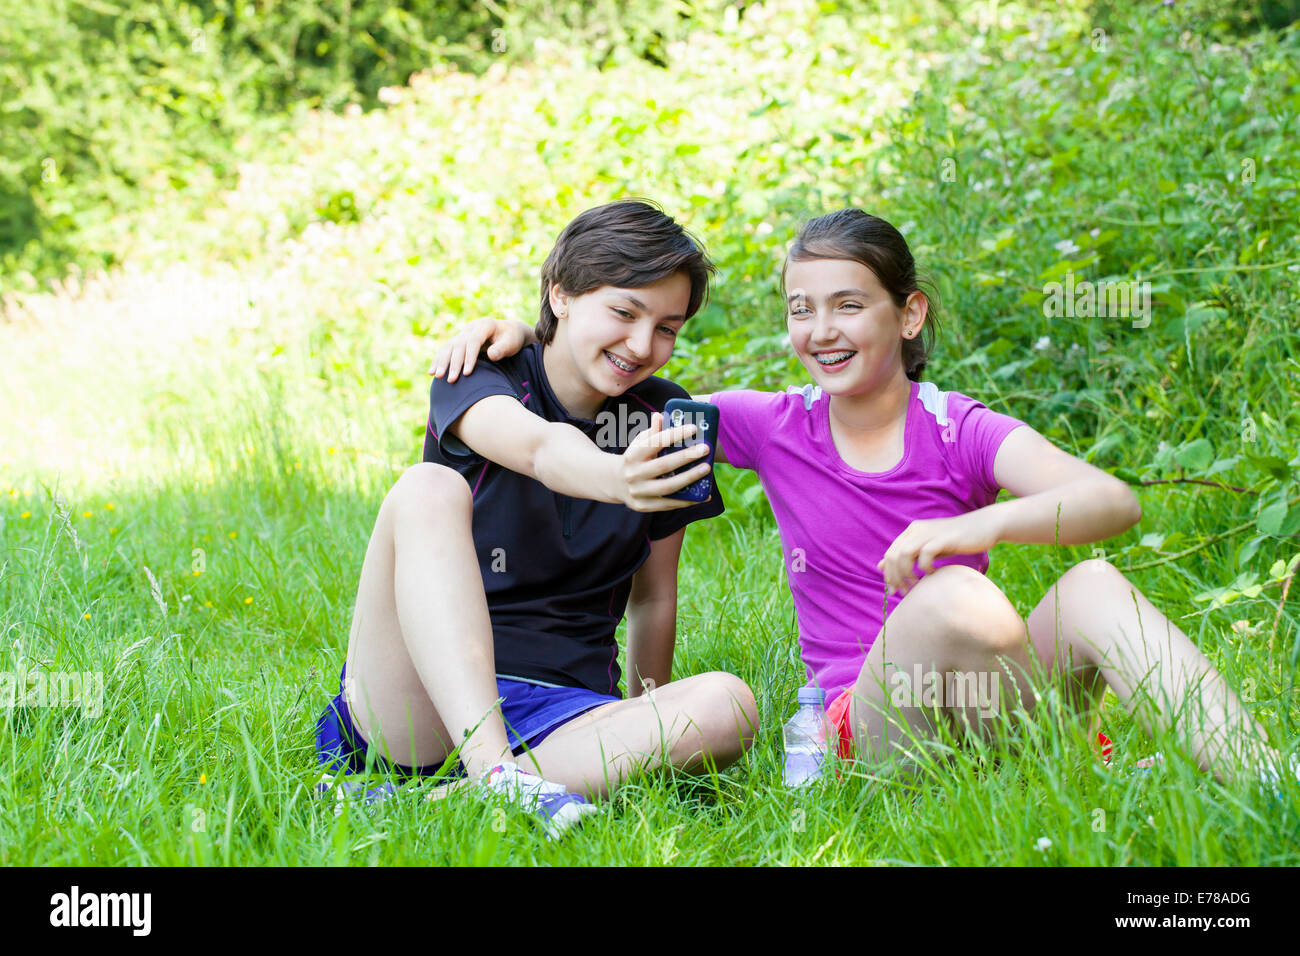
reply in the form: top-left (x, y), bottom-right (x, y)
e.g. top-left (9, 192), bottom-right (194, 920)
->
top-left (900, 291), bottom-right (929, 340)
top-left (547, 282), bottom-right (571, 319)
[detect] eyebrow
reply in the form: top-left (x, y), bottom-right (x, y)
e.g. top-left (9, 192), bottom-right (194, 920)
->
top-left (786, 289), bottom-right (869, 303)
top-left (617, 293), bottom-right (686, 322)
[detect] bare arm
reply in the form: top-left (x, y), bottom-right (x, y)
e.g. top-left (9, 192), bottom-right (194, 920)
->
top-left (879, 425), bottom-right (1141, 594)
top-left (625, 528), bottom-right (686, 697)
top-left (987, 425), bottom-right (1141, 544)
top-left (448, 396), bottom-right (712, 510)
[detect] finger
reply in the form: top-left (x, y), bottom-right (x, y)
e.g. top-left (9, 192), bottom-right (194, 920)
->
top-left (891, 547), bottom-right (919, 596)
top-left (640, 423), bottom-right (698, 451)
top-left (464, 347), bottom-right (478, 376)
top-left (900, 565), bottom-right (918, 595)
top-left (637, 460), bottom-right (713, 498)
top-left (885, 557), bottom-right (904, 596)
top-left (630, 496), bottom-right (700, 513)
top-left (447, 343), bottom-right (466, 383)
top-left (639, 443), bottom-right (710, 478)
top-left (627, 488), bottom-right (706, 512)
top-left (887, 525), bottom-right (926, 593)
top-left (622, 414), bottom-right (660, 462)
top-left (640, 412), bottom-right (663, 441)
top-left (904, 545), bottom-right (926, 591)
top-left (879, 539), bottom-right (905, 594)
top-left (903, 554), bottom-right (922, 593)
top-left (626, 416), bottom-right (700, 462)
top-left (884, 552), bottom-right (905, 595)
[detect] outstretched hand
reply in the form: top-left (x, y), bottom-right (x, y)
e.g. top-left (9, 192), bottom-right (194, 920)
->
top-left (617, 412), bottom-right (713, 512)
top-left (877, 510), bottom-right (1002, 595)
top-left (429, 318), bottom-right (535, 383)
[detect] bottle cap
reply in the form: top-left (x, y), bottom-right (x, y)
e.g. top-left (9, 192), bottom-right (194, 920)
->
top-left (797, 687), bottom-right (827, 707)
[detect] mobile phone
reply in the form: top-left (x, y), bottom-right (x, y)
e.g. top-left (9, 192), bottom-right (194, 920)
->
top-left (658, 398), bottom-right (719, 502)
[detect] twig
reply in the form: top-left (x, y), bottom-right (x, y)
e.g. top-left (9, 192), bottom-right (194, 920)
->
top-left (1136, 478), bottom-right (1258, 495)
top-left (1271, 565), bottom-right (1295, 667)
top-left (1139, 256), bottom-right (1300, 279)
top-left (1120, 517), bottom-right (1259, 572)
top-left (1121, 495), bottom-right (1300, 573)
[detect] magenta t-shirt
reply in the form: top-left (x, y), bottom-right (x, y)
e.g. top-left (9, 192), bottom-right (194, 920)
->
top-left (709, 381), bottom-right (1026, 701)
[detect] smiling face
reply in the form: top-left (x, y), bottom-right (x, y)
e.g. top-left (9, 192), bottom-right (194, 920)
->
top-left (784, 257), bottom-right (926, 397)
top-left (546, 270), bottom-right (690, 417)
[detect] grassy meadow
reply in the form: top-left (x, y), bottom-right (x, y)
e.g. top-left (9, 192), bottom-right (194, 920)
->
top-left (1, 0), bottom-right (1298, 865)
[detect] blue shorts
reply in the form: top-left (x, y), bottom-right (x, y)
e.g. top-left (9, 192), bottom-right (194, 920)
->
top-left (315, 662), bottom-right (619, 779)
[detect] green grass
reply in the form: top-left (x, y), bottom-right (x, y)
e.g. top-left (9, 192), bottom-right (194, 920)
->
top-left (0, 451), bottom-right (1295, 865)
top-left (1, 0), bottom-right (1298, 865)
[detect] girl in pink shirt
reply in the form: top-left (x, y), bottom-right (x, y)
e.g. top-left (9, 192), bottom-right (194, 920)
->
top-left (434, 208), bottom-right (1288, 786)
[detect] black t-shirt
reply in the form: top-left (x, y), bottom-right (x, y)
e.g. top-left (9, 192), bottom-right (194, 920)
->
top-left (422, 342), bottom-right (725, 695)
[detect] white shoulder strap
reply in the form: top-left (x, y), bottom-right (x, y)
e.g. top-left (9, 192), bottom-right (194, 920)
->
top-left (916, 381), bottom-right (950, 426)
top-left (785, 383), bottom-right (824, 411)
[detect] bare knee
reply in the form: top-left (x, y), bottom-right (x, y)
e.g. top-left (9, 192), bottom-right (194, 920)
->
top-left (914, 565), bottom-right (1024, 657)
top-left (685, 671), bottom-right (759, 754)
top-left (384, 462), bottom-right (471, 522)
top-left (1056, 557), bottom-right (1132, 596)
top-left (1042, 559), bottom-right (1142, 630)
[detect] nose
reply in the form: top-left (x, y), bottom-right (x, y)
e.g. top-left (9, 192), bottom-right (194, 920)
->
top-left (810, 309), bottom-right (837, 344)
top-left (625, 323), bottom-right (653, 359)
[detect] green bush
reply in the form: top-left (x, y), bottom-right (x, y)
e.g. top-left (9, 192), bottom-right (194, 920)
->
top-left (0, 0), bottom-right (728, 288)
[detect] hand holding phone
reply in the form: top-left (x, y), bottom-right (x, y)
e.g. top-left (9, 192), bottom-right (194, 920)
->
top-left (657, 399), bottom-right (719, 502)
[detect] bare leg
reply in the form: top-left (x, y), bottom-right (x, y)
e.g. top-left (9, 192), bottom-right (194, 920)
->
top-left (847, 565), bottom-right (1035, 767)
top-left (516, 671), bottom-right (759, 798)
top-left (344, 462), bottom-right (513, 778)
top-left (1026, 559), bottom-right (1276, 781)
top-left (344, 462), bottom-right (759, 799)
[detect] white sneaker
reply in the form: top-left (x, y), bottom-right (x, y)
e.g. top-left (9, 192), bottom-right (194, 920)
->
top-left (1259, 752), bottom-right (1300, 802)
top-left (315, 773), bottom-right (412, 817)
top-left (477, 761), bottom-right (598, 840)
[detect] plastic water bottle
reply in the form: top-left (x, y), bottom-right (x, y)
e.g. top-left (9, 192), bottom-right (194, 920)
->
top-left (782, 687), bottom-right (829, 787)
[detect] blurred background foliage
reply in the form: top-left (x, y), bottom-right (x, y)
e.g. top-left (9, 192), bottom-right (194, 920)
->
top-left (3, 0), bottom-right (1298, 284)
top-left (0, 0), bottom-right (717, 279)
top-left (3, 0), bottom-right (1300, 586)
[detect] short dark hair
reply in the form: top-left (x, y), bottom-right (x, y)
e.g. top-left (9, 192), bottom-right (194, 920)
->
top-left (783, 209), bottom-right (941, 381)
top-left (536, 199), bottom-right (714, 345)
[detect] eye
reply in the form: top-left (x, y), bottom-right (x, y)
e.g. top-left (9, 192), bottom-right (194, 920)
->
top-left (789, 305), bottom-right (811, 316)
top-left (612, 308), bottom-right (634, 320)
top-left (839, 302), bottom-right (863, 311)
top-left (658, 325), bottom-right (677, 337)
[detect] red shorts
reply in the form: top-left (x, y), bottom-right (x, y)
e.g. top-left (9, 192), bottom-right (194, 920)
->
top-left (826, 688), bottom-right (855, 759)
